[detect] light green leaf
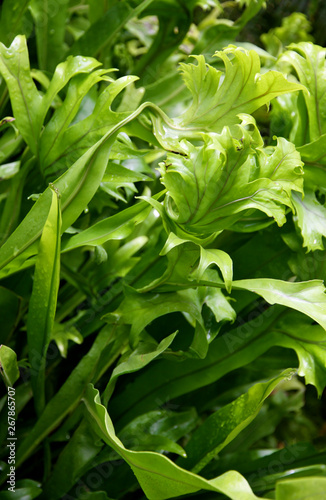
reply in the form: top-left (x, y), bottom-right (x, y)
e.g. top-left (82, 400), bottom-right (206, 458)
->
top-left (233, 278), bottom-right (326, 330)
top-left (83, 384), bottom-right (263, 500)
top-left (281, 42), bottom-right (326, 142)
top-left (178, 370), bottom-right (295, 473)
top-left (159, 126), bottom-right (303, 236)
top-left (0, 36), bottom-right (43, 153)
top-left (190, 247), bottom-right (233, 293)
top-left (0, 103), bottom-right (149, 278)
top-left (152, 46), bottom-right (304, 150)
top-left (293, 190), bottom-right (326, 251)
top-left (276, 477), bottom-right (326, 500)
top-left (27, 187), bottom-right (61, 415)
top-left (0, 344), bottom-right (20, 387)
top-left (0, 161), bottom-right (20, 179)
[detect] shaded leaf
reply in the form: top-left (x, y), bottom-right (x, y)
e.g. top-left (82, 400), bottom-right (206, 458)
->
top-left (178, 370), bottom-right (295, 473)
top-left (83, 384), bottom-right (263, 500)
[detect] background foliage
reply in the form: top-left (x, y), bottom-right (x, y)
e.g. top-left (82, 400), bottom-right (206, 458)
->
top-left (0, 1), bottom-right (326, 499)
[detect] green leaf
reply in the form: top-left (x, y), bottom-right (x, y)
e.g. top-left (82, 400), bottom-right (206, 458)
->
top-left (152, 46), bottom-right (304, 150)
top-left (27, 186), bottom-right (61, 415)
top-left (83, 384), bottom-right (263, 500)
top-left (0, 36), bottom-right (43, 153)
top-left (160, 232), bottom-right (233, 293)
top-left (0, 35), bottom-right (104, 155)
top-left (276, 477), bottom-right (326, 500)
top-left (62, 200), bottom-right (151, 251)
top-left (0, 479), bottom-right (41, 499)
top-left (104, 288), bottom-right (202, 347)
top-left (103, 332), bottom-right (177, 404)
top-left (280, 42), bottom-right (326, 142)
top-left (190, 247), bottom-right (233, 293)
top-left (233, 278), bottom-right (326, 331)
top-left (0, 0), bottom-right (32, 46)
top-left (118, 408), bottom-right (198, 456)
top-left (292, 190), bottom-right (326, 251)
top-left (270, 312), bottom-right (326, 397)
top-left (109, 305), bottom-right (326, 427)
top-left (29, 0), bottom-right (69, 72)
top-left (0, 344), bottom-right (20, 387)
top-left (51, 322), bottom-right (83, 358)
top-left (178, 370), bottom-right (295, 473)
top-left (159, 125), bottom-right (303, 236)
top-left (0, 102), bottom-right (148, 278)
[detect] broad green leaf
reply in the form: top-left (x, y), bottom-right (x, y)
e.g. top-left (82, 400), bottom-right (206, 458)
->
top-left (68, 0), bottom-right (155, 58)
top-left (151, 46), bottom-right (304, 150)
top-left (29, 0), bottom-right (69, 72)
top-left (83, 384), bottom-right (263, 500)
top-left (159, 126), bottom-right (303, 236)
top-left (109, 307), bottom-right (284, 427)
top-left (0, 344), bottom-right (20, 386)
top-left (233, 278), bottom-right (326, 330)
top-left (276, 477), bottom-right (326, 500)
top-left (103, 332), bottom-right (177, 403)
top-left (293, 190), bottom-right (326, 251)
top-left (281, 42), bottom-right (326, 142)
top-left (177, 371), bottom-right (296, 473)
top-left (27, 187), bottom-right (61, 415)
